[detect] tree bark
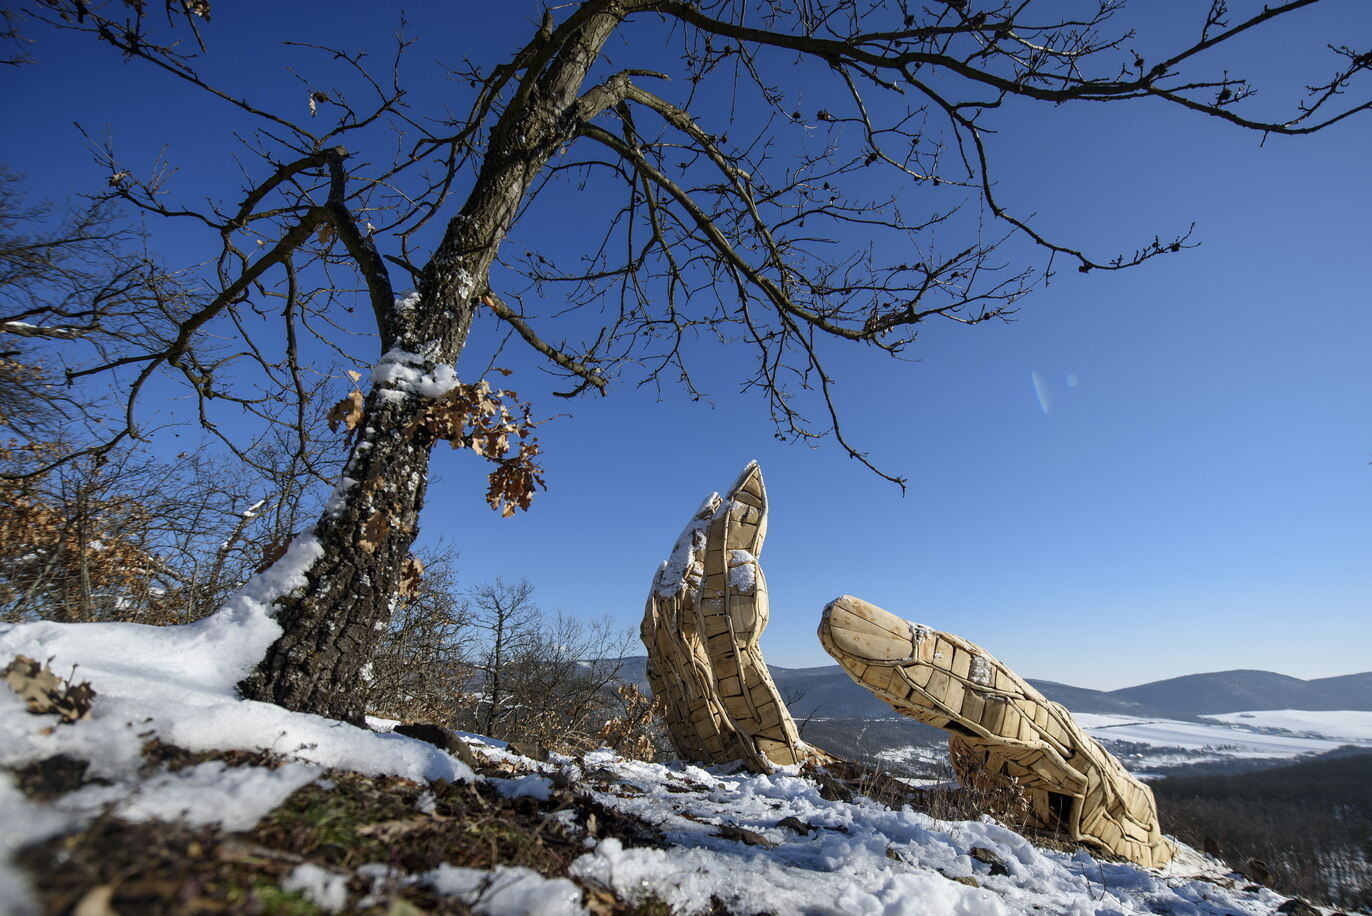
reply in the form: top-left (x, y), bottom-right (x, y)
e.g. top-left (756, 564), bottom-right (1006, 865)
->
top-left (238, 3), bottom-right (628, 722)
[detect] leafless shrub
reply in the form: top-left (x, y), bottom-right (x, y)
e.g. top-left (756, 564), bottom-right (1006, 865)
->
top-left (364, 574), bottom-right (643, 756)
top-left (836, 743), bottom-right (1037, 833)
top-left (364, 544), bottom-right (474, 726)
top-left (0, 445), bottom-right (317, 626)
top-left (597, 683), bottom-right (673, 762)
top-left (454, 578), bottom-right (636, 753)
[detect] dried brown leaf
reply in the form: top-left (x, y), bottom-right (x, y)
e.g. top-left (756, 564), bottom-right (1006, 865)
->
top-left (359, 511), bottom-right (391, 554)
top-left (326, 389), bottom-right (365, 433)
top-left (397, 555), bottom-right (424, 599)
top-left (257, 538), bottom-right (288, 572)
top-left (4, 655), bottom-right (96, 723)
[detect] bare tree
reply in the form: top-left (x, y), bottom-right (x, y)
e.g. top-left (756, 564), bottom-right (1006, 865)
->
top-left (364, 543), bottom-right (474, 725)
top-left (12, 0), bottom-right (1369, 721)
top-left (459, 577), bottom-right (634, 749)
top-left (464, 578), bottom-right (543, 738)
top-left (0, 164), bottom-right (341, 625)
top-left (0, 168), bottom-right (164, 444)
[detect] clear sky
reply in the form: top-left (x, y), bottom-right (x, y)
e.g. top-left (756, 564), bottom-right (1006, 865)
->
top-left (4, 1), bottom-right (1369, 689)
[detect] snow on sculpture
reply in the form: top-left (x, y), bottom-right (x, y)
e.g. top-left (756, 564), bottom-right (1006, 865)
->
top-left (641, 462), bottom-right (826, 771)
top-left (818, 595), bottom-right (1176, 867)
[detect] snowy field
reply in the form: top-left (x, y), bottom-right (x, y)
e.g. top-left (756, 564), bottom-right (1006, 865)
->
top-left (1206, 709), bottom-right (1372, 743)
top-left (864, 708), bottom-right (1372, 778)
top-left (0, 554), bottom-right (1333, 915)
top-left (1074, 712), bottom-right (1372, 771)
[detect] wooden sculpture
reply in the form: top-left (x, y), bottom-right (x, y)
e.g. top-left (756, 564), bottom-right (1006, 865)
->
top-left (818, 595), bottom-right (1175, 868)
top-left (641, 462), bottom-right (825, 772)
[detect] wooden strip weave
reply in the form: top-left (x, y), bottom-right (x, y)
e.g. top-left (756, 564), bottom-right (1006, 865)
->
top-left (641, 463), bottom-right (827, 772)
top-left (818, 595), bottom-right (1175, 868)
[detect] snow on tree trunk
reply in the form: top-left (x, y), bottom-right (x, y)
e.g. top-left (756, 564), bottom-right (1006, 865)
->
top-left (239, 7), bottom-right (627, 720)
top-left (237, 386), bottom-right (442, 721)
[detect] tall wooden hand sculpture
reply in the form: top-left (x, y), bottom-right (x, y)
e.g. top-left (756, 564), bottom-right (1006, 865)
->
top-left (819, 595), bottom-right (1175, 867)
top-left (642, 462), bottom-right (824, 772)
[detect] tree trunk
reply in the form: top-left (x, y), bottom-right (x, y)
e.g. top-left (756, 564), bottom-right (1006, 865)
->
top-left (239, 4), bottom-right (629, 722)
top-left (236, 385), bottom-right (439, 721)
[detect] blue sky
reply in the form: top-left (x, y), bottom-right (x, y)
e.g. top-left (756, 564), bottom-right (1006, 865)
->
top-left (4, 1), bottom-right (1369, 689)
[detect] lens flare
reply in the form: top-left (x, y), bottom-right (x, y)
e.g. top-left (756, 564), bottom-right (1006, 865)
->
top-left (1031, 370), bottom-right (1051, 414)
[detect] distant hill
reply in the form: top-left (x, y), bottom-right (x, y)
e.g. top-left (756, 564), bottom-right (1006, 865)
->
top-left (770, 666), bottom-right (1179, 721)
top-left (1110, 670), bottom-right (1372, 717)
top-left (605, 656), bottom-right (1372, 720)
top-left (1020, 680), bottom-right (1175, 718)
top-left (1306, 672), bottom-right (1372, 709)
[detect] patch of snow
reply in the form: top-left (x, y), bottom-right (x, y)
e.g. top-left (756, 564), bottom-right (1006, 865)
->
top-left (422, 864), bottom-right (585, 916)
top-left (239, 498), bottom-right (269, 520)
top-left (655, 482), bottom-right (769, 600)
top-left (727, 550), bottom-right (758, 594)
top-left (574, 837), bottom-right (1011, 915)
top-left (1, 530), bottom-right (322, 701)
top-left (58, 760), bottom-right (319, 831)
top-left (0, 772), bottom-right (79, 916)
top-left (449, 267), bottom-right (477, 302)
top-left (283, 863), bottom-right (349, 912)
top-left (652, 494), bottom-right (720, 598)
top-left (372, 347), bottom-right (459, 399)
top-left (323, 476), bottom-right (357, 518)
top-left (1074, 712), bottom-right (1355, 768)
top-left (0, 530), bottom-right (472, 778)
top-left (876, 744), bottom-right (949, 770)
top-left (566, 750), bottom-right (1289, 916)
top-left (0, 530), bottom-right (477, 912)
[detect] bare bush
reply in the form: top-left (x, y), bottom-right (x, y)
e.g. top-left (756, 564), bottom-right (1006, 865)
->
top-left (457, 578), bottom-right (636, 753)
top-left (364, 574), bottom-right (645, 756)
top-left (597, 683), bottom-right (673, 762)
top-left (0, 446), bottom-right (310, 625)
top-left (364, 545), bottom-right (474, 726)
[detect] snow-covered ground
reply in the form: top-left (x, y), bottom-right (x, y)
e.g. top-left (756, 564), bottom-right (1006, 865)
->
top-left (875, 743), bottom-right (948, 772)
top-left (0, 579), bottom-right (1342, 915)
top-left (568, 752), bottom-right (1280, 916)
top-left (1206, 709), bottom-right (1372, 743)
top-left (1072, 712), bottom-right (1372, 771)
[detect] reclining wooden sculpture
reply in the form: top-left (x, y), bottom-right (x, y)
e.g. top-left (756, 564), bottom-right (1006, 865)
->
top-left (818, 595), bottom-right (1175, 867)
top-left (642, 464), bottom-right (1173, 867)
top-left (641, 462), bottom-right (826, 772)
